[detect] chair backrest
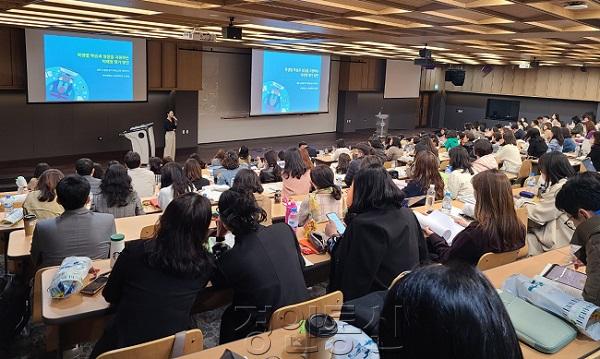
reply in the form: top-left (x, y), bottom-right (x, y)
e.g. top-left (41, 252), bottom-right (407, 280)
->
top-left (477, 249), bottom-right (520, 271)
top-left (32, 267), bottom-right (50, 324)
top-left (140, 224), bottom-right (157, 240)
top-left (383, 161), bottom-right (394, 169)
top-left (439, 159), bottom-right (450, 171)
top-left (517, 159), bottom-right (533, 180)
top-left (269, 291), bottom-right (343, 330)
top-left (96, 329), bottom-right (203, 359)
top-left (515, 207), bottom-right (529, 258)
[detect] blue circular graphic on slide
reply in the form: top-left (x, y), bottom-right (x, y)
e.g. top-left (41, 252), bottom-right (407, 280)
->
top-left (45, 66), bottom-right (90, 102)
top-left (262, 81), bottom-right (290, 113)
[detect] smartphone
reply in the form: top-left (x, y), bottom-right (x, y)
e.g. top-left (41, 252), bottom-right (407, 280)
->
top-left (542, 264), bottom-right (587, 291)
top-left (326, 212), bottom-right (346, 235)
top-left (80, 276), bottom-right (109, 296)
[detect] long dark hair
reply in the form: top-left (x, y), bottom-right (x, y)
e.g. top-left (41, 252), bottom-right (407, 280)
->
top-left (33, 162), bottom-right (50, 179)
top-left (263, 150), bottom-right (282, 180)
top-left (36, 169), bottom-right (64, 202)
top-left (411, 151), bottom-right (444, 199)
top-left (149, 157), bottom-right (162, 175)
top-left (145, 193), bottom-right (214, 277)
top-left (550, 126), bottom-right (565, 145)
top-left (502, 131), bottom-right (517, 146)
top-left (222, 151), bottom-right (240, 170)
top-left (231, 169), bottom-right (263, 194)
top-left (100, 164), bottom-right (134, 207)
top-left (346, 166), bottom-right (404, 224)
top-left (379, 263), bottom-right (523, 359)
top-left (336, 153), bottom-right (351, 174)
top-left (160, 162), bottom-right (192, 198)
top-left (283, 148), bottom-right (308, 179)
top-left (184, 158), bottom-right (204, 183)
top-left (218, 190), bottom-right (267, 236)
top-left (310, 165), bottom-right (342, 200)
top-left (449, 146), bottom-right (474, 175)
top-left (538, 152), bottom-right (575, 187)
top-left (472, 170), bottom-right (525, 249)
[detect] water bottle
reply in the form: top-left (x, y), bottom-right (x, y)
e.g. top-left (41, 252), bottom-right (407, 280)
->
top-left (3, 195), bottom-right (14, 214)
top-left (287, 206), bottom-right (299, 231)
top-left (526, 172), bottom-right (537, 193)
top-left (445, 165), bottom-right (453, 174)
top-left (425, 184), bottom-right (436, 212)
top-left (441, 191), bottom-right (452, 214)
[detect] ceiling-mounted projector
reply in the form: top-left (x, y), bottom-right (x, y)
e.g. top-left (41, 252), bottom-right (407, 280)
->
top-left (182, 30), bottom-right (217, 42)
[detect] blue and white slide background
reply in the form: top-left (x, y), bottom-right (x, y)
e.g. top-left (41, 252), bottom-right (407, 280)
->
top-left (44, 34), bottom-right (133, 102)
top-left (261, 51), bottom-right (322, 114)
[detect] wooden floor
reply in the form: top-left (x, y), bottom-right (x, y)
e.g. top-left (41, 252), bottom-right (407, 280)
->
top-left (0, 128), bottom-right (426, 191)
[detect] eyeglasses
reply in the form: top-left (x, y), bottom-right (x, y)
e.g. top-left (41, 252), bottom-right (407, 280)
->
top-left (564, 215), bottom-right (577, 231)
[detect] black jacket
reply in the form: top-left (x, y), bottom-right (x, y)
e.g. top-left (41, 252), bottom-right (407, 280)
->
top-left (328, 208), bottom-right (428, 301)
top-left (527, 138), bottom-right (548, 158)
top-left (344, 158), bottom-right (362, 187)
top-left (212, 223), bottom-right (309, 343)
top-left (259, 167), bottom-right (282, 183)
top-left (91, 240), bottom-right (212, 357)
top-left (590, 144), bottom-right (600, 172)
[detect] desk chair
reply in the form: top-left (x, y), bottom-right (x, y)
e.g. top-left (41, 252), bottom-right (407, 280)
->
top-left (516, 207), bottom-right (529, 259)
top-left (383, 161), bottom-right (394, 169)
top-left (96, 329), bottom-right (203, 359)
top-left (476, 249), bottom-right (521, 271)
top-left (269, 291), bottom-right (343, 330)
top-left (140, 224), bottom-right (157, 240)
top-left (439, 159), bottom-right (450, 172)
top-left (512, 159), bottom-right (533, 188)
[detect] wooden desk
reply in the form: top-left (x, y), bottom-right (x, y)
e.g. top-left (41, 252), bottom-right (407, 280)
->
top-left (0, 211), bottom-right (24, 233)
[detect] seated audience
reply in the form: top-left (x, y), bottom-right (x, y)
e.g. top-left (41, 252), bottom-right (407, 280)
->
top-left (385, 136), bottom-right (403, 162)
top-left (332, 139), bottom-right (351, 161)
top-left (562, 127), bottom-right (577, 153)
top-left (334, 153), bottom-right (351, 175)
top-left (556, 172), bottom-right (600, 306)
top-left (590, 132), bottom-right (600, 171)
top-left (525, 152), bottom-right (576, 254)
top-left (92, 164), bottom-right (144, 218)
top-left (586, 121), bottom-right (597, 140)
top-left (326, 166), bottom-right (428, 300)
top-left (211, 149), bottom-right (226, 167)
top-left (460, 132), bottom-right (475, 158)
top-left (403, 151), bottom-right (444, 200)
top-left (282, 148), bottom-right (312, 197)
top-left (444, 130), bottom-right (459, 151)
top-left (426, 170), bottom-right (525, 265)
top-left (213, 190), bottom-right (309, 343)
top-left (238, 145), bottom-right (251, 166)
top-left (148, 156), bottom-right (162, 184)
top-left (571, 116), bottom-right (584, 136)
top-left (31, 175), bottom-right (115, 269)
top-left (300, 147), bottom-right (314, 171)
top-left (124, 151), bottom-right (156, 197)
top-left (547, 126), bottom-right (564, 153)
top-left (75, 158), bottom-right (101, 195)
top-left (184, 158), bottom-right (210, 190)
top-left (344, 142), bottom-right (372, 187)
top-left (92, 163), bottom-right (104, 180)
top-left (90, 193), bottom-right (214, 358)
top-left (28, 162), bottom-right (50, 191)
top-left (299, 141), bottom-right (318, 157)
top-left (216, 151), bottom-right (242, 186)
top-left (512, 122), bottom-right (526, 140)
top-left (231, 169), bottom-right (272, 225)
top-left (379, 263), bottom-right (522, 359)
top-left (298, 165), bottom-right (345, 225)
top-left (447, 147), bottom-right (474, 200)
top-left (259, 150), bottom-right (283, 183)
top-left (369, 138), bottom-right (387, 163)
top-left (472, 139), bottom-right (498, 173)
top-left (495, 131), bottom-right (522, 174)
top-left (23, 169), bottom-right (64, 220)
top-left (158, 162), bottom-right (194, 209)
top-left (525, 128), bottom-right (548, 158)
top-left (415, 135), bottom-right (439, 157)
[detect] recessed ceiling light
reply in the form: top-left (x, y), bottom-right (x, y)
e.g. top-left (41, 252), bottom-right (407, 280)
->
top-left (0, 20), bottom-right (48, 28)
top-left (25, 4), bottom-right (126, 18)
top-left (564, 1), bottom-right (588, 10)
top-left (239, 24), bottom-right (303, 34)
top-left (7, 9), bottom-right (99, 21)
top-left (44, 0), bottom-right (161, 15)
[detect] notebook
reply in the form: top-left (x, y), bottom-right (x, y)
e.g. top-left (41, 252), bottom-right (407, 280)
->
top-left (414, 209), bottom-right (465, 245)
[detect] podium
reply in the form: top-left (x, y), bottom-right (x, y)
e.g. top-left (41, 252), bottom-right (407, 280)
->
top-left (120, 123), bottom-right (156, 165)
top-left (375, 112), bottom-right (389, 139)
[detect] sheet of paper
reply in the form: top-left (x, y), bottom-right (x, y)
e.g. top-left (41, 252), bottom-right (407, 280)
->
top-left (415, 210), bottom-right (465, 245)
top-left (304, 257), bottom-right (314, 267)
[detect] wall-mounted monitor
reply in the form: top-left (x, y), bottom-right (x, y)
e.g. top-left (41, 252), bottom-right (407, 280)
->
top-left (25, 29), bottom-right (147, 103)
top-left (250, 49), bottom-right (330, 116)
top-left (486, 99), bottom-right (520, 121)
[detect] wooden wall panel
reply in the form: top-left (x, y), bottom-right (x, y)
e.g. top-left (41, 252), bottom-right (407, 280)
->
top-left (161, 41), bottom-right (177, 88)
top-left (10, 29), bottom-right (25, 88)
top-left (501, 67), bottom-right (514, 94)
top-left (585, 70), bottom-right (600, 101)
top-left (147, 40), bottom-right (162, 89)
top-left (0, 29), bottom-right (13, 86)
top-left (534, 67), bottom-right (549, 97)
top-left (176, 48), bottom-right (202, 90)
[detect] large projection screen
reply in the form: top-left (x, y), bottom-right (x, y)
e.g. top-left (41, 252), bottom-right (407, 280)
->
top-left (384, 60), bottom-right (422, 99)
top-left (25, 29), bottom-right (147, 103)
top-left (250, 49), bottom-right (331, 116)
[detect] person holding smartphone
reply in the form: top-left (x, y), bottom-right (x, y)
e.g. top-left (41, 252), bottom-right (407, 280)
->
top-left (325, 166), bottom-right (428, 301)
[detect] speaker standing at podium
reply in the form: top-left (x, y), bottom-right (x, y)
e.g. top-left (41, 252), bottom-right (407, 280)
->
top-left (164, 110), bottom-right (178, 160)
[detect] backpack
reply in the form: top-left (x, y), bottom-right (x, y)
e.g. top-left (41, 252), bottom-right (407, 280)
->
top-left (0, 274), bottom-right (29, 352)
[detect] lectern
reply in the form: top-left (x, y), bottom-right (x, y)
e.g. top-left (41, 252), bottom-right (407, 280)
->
top-left (120, 123), bottom-right (156, 165)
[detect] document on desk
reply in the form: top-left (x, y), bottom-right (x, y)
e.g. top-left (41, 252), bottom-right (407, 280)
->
top-left (503, 274), bottom-right (600, 340)
top-left (414, 210), bottom-right (465, 245)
